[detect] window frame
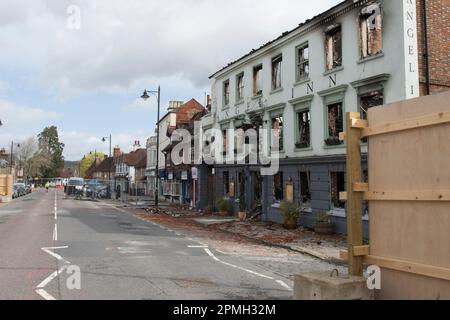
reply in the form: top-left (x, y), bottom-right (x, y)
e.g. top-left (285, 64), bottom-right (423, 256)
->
top-left (271, 54), bottom-right (283, 91)
top-left (253, 64), bottom-right (263, 97)
top-left (236, 72), bottom-right (245, 103)
top-left (325, 102), bottom-right (344, 144)
top-left (270, 113), bottom-right (284, 152)
top-left (222, 79), bottom-right (230, 108)
top-left (359, 4), bottom-right (383, 59)
top-left (330, 171), bottom-right (346, 210)
top-left (296, 42), bottom-right (310, 82)
top-left (324, 24), bottom-right (342, 71)
top-left (295, 108), bottom-right (311, 149)
top-left (273, 172), bottom-right (284, 202)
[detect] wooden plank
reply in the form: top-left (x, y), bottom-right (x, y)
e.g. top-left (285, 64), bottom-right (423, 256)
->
top-left (365, 190), bottom-right (450, 201)
top-left (354, 245), bottom-right (370, 257)
top-left (354, 183), bottom-right (369, 192)
top-left (346, 112), bottom-right (364, 276)
top-left (365, 255), bottom-right (450, 282)
top-left (362, 111), bottom-right (450, 138)
top-left (339, 132), bottom-right (347, 141)
top-left (351, 118), bottom-right (369, 129)
top-left (339, 192), bottom-right (348, 202)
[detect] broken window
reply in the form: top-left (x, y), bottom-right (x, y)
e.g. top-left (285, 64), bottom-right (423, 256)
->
top-left (223, 171), bottom-right (229, 196)
top-left (325, 24), bottom-right (342, 71)
top-left (271, 55), bottom-right (282, 90)
top-left (296, 43), bottom-right (309, 80)
top-left (223, 80), bottom-right (230, 106)
top-left (360, 4), bottom-right (383, 59)
top-left (222, 129), bottom-right (228, 153)
top-left (274, 172), bottom-right (284, 201)
top-left (300, 171), bottom-right (311, 208)
top-left (359, 90), bottom-right (384, 120)
top-left (296, 110), bottom-right (311, 149)
top-left (253, 65), bottom-right (263, 96)
top-left (330, 172), bottom-right (345, 209)
top-left (271, 115), bottom-right (284, 151)
top-left (326, 103), bottom-right (344, 145)
top-left (236, 73), bottom-right (244, 101)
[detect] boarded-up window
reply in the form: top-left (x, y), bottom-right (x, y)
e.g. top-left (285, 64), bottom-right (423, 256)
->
top-left (253, 65), bottom-right (263, 96)
top-left (326, 103), bottom-right (344, 145)
top-left (325, 24), bottom-right (342, 70)
top-left (360, 4), bottom-right (383, 58)
top-left (296, 44), bottom-right (310, 80)
top-left (296, 110), bottom-right (311, 149)
top-left (330, 172), bottom-right (345, 209)
top-left (271, 115), bottom-right (284, 151)
top-left (274, 172), bottom-right (284, 201)
top-left (271, 55), bottom-right (282, 90)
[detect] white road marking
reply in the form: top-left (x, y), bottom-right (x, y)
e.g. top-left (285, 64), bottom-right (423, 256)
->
top-left (41, 246), bottom-right (70, 264)
top-left (204, 248), bottom-right (273, 279)
top-left (276, 280), bottom-right (293, 291)
top-left (35, 289), bottom-right (56, 301)
top-left (188, 245), bottom-right (209, 248)
top-left (53, 224), bottom-right (58, 241)
top-left (36, 265), bottom-right (68, 289)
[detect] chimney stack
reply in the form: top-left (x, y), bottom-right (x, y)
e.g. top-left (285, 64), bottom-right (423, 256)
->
top-left (168, 101), bottom-right (184, 111)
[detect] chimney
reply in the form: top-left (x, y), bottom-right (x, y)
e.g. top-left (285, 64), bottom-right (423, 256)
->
top-left (168, 101), bottom-right (184, 111)
top-left (113, 147), bottom-right (121, 158)
top-left (206, 95), bottom-right (212, 112)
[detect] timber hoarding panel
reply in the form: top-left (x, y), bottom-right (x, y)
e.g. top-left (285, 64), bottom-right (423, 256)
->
top-left (368, 91), bottom-right (450, 300)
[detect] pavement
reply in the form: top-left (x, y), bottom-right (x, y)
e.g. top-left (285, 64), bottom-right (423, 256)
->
top-left (0, 189), bottom-right (345, 300)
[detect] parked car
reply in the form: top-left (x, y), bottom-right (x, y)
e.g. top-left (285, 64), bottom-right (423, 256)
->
top-left (12, 185), bottom-right (20, 199)
top-left (66, 177), bottom-right (85, 197)
top-left (13, 183), bottom-right (27, 197)
top-left (85, 180), bottom-right (108, 199)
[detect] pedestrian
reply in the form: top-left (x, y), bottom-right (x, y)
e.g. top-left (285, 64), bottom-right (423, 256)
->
top-left (45, 181), bottom-right (50, 192)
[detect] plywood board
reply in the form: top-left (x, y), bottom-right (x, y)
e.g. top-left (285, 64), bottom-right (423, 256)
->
top-left (367, 91), bottom-right (450, 299)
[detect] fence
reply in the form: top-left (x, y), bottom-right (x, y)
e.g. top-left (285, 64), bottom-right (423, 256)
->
top-left (340, 91), bottom-right (450, 299)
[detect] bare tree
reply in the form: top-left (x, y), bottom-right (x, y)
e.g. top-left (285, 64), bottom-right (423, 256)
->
top-left (17, 137), bottom-right (52, 179)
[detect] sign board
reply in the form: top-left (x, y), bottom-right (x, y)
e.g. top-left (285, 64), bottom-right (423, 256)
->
top-left (286, 182), bottom-right (294, 203)
top-left (181, 171), bottom-right (188, 181)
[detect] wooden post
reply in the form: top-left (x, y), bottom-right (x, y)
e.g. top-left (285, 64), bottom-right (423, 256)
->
top-left (346, 112), bottom-right (364, 276)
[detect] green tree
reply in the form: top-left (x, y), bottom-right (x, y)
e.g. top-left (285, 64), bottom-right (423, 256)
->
top-left (80, 152), bottom-right (106, 178)
top-left (38, 126), bottom-right (65, 178)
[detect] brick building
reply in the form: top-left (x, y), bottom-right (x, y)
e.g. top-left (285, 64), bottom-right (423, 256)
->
top-left (416, 0), bottom-right (450, 95)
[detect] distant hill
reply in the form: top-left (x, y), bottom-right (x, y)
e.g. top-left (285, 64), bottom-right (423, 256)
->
top-left (64, 161), bottom-right (80, 168)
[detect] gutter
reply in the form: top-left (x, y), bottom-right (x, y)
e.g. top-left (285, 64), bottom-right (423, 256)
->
top-left (422, 0), bottom-right (431, 95)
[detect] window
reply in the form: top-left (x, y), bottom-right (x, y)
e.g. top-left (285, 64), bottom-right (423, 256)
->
top-left (223, 171), bottom-right (229, 196)
top-left (330, 172), bottom-right (345, 209)
top-left (300, 171), bottom-right (311, 208)
top-left (360, 4), bottom-right (383, 59)
top-left (271, 55), bottom-right (282, 90)
top-left (253, 65), bottom-right (263, 96)
top-left (359, 90), bottom-right (384, 120)
top-left (325, 24), bottom-right (342, 70)
top-left (274, 172), bottom-right (284, 201)
top-left (325, 103), bottom-right (344, 145)
top-left (222, 129), bottom-right (228, 153)
top-left (296, 110), bottom-right (311, 149)
top-left (223, 80), bottom-right (230, 107)
top-left (271, 115), bottom-right (284, 151)
top-left (236, 73), bottom-right (244, 102)
top-left (296, 44), bottom-right (309, 80)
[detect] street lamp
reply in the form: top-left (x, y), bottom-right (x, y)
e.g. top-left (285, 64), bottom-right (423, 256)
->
top-left (102, 135), bottom-right (112, 198)
top-left (140, 86), bottom-right (161, 209)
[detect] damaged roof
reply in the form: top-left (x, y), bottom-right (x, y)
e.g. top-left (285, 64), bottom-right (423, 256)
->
top-left (209, 0), bottom-right (354, 79)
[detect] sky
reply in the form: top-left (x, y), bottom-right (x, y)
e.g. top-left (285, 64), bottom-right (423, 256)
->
top-left (0, 0), bottom-right (341, 161)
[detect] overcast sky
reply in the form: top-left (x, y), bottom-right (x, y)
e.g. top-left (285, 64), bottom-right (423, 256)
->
top-left (0, 0), bottom-right (341, 161)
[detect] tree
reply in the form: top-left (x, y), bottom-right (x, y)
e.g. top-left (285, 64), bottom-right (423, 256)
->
top-left (17, 137), bottom-right (51, 179)
top-left (38, 126), bottom-right (65, 178)
top-left (80, 152), bottom-right (106, 178)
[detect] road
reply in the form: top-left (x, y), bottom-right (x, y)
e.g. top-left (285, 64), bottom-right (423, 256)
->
top-left (0, 189), bottom-right (340, 300)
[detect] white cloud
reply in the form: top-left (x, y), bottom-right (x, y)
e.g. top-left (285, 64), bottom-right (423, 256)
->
top-left (122, 98), bottom-right (156, 112)
top-left (0, 99), bottom-right (62, 129)
top-left (0, 0), bottom-right (341, 96)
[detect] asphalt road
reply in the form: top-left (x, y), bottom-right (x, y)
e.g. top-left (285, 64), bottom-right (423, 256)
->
top-left (0, 189), bottom-right (297, 300)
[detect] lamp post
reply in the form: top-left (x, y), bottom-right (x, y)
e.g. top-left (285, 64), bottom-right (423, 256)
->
top-left (140, 86), bottom-right (161, 209)
top-left (102, 135), bottom-right (112, 198)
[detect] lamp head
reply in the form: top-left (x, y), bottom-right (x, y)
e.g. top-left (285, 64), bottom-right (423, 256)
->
top-left (141, 90), bottom-right (150, 101)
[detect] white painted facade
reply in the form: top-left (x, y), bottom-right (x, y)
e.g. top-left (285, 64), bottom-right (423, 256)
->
top-left (204, 0), bottom-right (420, 158)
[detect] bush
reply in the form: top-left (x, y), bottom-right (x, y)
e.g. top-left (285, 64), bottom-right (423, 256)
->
top-left (279, 201), bottom-right (300, 220)
top-left (217, 197), bottom-right (232, 213)
top-left (315, 212), bottom-right (331, 224)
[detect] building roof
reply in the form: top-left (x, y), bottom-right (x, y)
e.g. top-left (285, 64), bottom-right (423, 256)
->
top-left (118, 148), bottom-right (147, 167)
top-left (95, 157), bottom-right (115, 173)
top-left (209, 0), bottom-right (352, 79)
top-left (175, 99), bottom-right (206, 123)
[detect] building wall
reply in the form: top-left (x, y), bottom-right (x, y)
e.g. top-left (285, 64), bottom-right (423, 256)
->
top-left (416, 0), bottom-right (450, 95)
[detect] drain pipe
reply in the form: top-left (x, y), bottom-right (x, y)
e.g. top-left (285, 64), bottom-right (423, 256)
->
top-left (422, 0), bottom-right (431, 95)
